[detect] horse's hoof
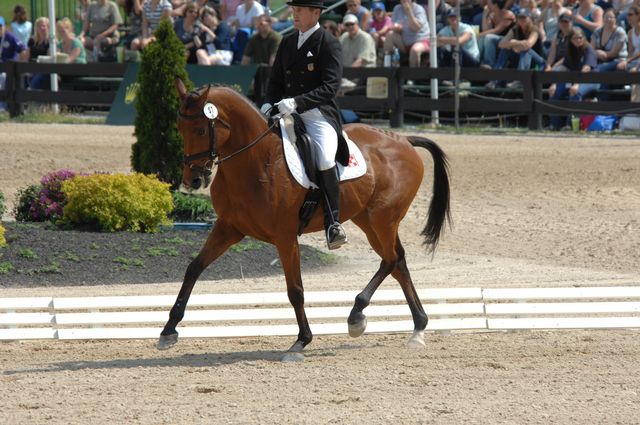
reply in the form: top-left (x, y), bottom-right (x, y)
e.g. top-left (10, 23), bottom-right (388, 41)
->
top-left (348, 317), bottom-right (367, 338)
top-left (157, 333), bottom-right (179, 350)
top-left (407, 330), bottom-right (426, 349)
top-left (281, 352), bottom-right (305, 362)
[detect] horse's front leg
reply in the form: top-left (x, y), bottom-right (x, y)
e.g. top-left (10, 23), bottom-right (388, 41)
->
top-left (158, 220), bottom-right (244, 350)
top-left (276, 239), bottom-right (311, 362)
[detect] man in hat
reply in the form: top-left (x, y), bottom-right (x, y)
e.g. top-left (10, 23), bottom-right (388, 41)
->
top-left (261, 0), bottom-right (349, 250)
top-left (339, 13), bottom-right (376, 67)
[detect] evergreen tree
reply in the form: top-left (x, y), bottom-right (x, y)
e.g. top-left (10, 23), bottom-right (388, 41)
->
top-left (132, 18), bottom-right (193, 189)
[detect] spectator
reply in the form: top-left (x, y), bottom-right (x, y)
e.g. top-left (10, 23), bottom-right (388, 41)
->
top-left (1, 15), bottom-right (27, 111)
top-left (451, 0), bottom-right (485, 25)
top-left (322, 19), bottom-right (340, 38)
top-left (617, 5), bottom-right (640, 70)
top-left (230, 0), bottom-right (265, 29)
top-left (118, 0), bottom-right (144, 51)
top-left (437, 9), bottom-right (480, 67)
top-left (241, 14), bottom-right (281, 65)
top-left (272, 7), bottom-right (294, 32)
top-left (27, 17), bottom-right (51, 90)
top-left (0, 15), bottom-right (28, 62)
top-left (538, 0), bottom-right (571, 51)
top-left (138, 0), bottom-right (173, 49)
top-left (546, 11), bottom-right (573, 69)
top-left (220, 0), bottom-right (243, 22)
top-left (339, 14), bottom-right (377, 67)
top-left (384, 0), bottom-right (431, 67)
top-left (548, 27), bottom-right (599, 130)
top-left (8, 5), bottom-right (32, 45)
top-left (488, 9), bottom-right (544, 87)
top-left (613, 0), bottom-right (633, 29)
top-left (196, 5), bottom-right (233, 65)
top-left (571, 0), bottom-right (604, 41)
top-left (28, 17), bottom-right (50, 62)
top-left (479, 0), bottom-right (515, 67)
top-left (345, 0), bottom-right (371, 31)
top-left (591, 8), bottom-right (627, 71)
top-left (369, 2), bottom-right (393, 49)
top-left (80, 0), bottom-right (123, 60)
top-left (418, 0), bottom-right (451, 34)
top-left (56, 17), bottom-right (87, 63)
top-left (174, 2), bottom-right (202, 63)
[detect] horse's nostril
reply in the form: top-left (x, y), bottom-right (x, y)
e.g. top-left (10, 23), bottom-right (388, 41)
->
top-left (192, 178), bottom-right (202, 189)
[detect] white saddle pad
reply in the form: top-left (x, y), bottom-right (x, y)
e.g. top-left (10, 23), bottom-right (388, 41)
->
top-left (279, 116), bottom-right (367, 189)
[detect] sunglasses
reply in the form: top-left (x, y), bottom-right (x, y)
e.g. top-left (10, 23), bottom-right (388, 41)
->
top-left (572, 36), bottom-right (584, 41)
top-left (344, 22), bottom-right (355, 26)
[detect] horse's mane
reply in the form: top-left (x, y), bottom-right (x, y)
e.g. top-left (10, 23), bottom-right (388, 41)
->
top-left (188, 83), bottom-right (263, 119)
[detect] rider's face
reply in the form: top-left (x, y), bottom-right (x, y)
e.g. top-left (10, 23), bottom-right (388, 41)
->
top-left (292, 6), bottom-right (320, 32)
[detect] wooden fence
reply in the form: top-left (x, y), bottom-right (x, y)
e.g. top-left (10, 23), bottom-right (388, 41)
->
top-left (2, 286), bottom-right (639, 341)
top-left (2, 61), bottom-right (640, 129)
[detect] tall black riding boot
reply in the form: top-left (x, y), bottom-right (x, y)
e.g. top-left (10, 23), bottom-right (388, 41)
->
top-left (318, 166), bottom-right (347, 250)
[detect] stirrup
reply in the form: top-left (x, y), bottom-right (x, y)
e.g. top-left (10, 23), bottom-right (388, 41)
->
top-left (326, 223), bottom-right (348, 250)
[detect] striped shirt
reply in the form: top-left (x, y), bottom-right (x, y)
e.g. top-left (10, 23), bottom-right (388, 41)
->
top-left (144, 0), bottom-right (173, 34)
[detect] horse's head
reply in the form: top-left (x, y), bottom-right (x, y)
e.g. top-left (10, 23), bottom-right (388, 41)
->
top-left (175, 78), bottom-right (231, 189)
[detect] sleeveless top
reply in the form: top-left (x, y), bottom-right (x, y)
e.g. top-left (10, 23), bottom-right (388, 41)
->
top-left (572, 4), bottom-right (601, 40)
top-left (630, 27), bottom-right (640, 55)
top-left (513, 25), bottom-right (543, 55)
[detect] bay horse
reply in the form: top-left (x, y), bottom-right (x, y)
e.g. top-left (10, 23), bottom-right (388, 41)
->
top-left (158, 78), bottom-right (451, 362)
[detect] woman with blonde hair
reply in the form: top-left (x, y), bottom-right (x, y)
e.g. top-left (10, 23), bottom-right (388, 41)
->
top-left (28, 17), bottom-right (51, 62)
top-left (56, 17), bottom-right (87, 63)
top-left (27, 17), bottom-right (51, 89)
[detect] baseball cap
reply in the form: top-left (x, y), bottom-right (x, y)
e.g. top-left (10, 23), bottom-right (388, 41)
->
top-left (372, 2), bottom-right (385, 11)
top-left (0, 16), bottom-right (5, 26)
top-left (516, 9), bottom-right (530, 18)
top-left (559, 12), bottom-right (572, 22)
top-left (446, 9), bottom-right (457, 18)
top-left (343, 14), bottom-right (358, 24)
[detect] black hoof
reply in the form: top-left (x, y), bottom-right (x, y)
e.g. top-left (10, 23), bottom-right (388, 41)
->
top-left (157, 332), bottom-right (178, 350)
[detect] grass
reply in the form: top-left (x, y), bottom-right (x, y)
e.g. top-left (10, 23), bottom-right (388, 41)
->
top-left (19, 248), bottom-right (37, 260)
top-left (0, 262), bottom-right (15, 274)
top-left (0, 111), bottom-right (106, 125)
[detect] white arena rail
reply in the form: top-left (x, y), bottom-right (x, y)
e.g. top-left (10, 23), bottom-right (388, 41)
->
top-left (1, 286), bottom-right (639, 341)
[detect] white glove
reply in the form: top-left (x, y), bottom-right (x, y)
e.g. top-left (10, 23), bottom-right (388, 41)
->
top-left (277, 98), bottom-right (297, 116)
top-left (260, 103), bottom-right (272, 115)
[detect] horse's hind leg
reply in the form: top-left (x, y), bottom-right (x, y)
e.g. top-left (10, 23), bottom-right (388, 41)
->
top-left (347, 217), bottom-right (396, 337)
top-left (158, 221), bottom-right (244, 350)
top-left (391, 237), bottom-right (428, 348)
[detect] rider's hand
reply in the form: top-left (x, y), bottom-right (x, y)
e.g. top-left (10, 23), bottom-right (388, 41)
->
top-left (277, 98), bottom-right (297, 116)
top-left (260, 103), bottom-right (273, 116)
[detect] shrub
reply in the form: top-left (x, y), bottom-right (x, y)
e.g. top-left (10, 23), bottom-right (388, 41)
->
top-left (13, 184), bottom-right (42, 222)
top-left (132, 18), bottom-right (193, 189)
top-left (170, 191), bottom-right (215, 222)
top-left (0, 191), bottom-right (6, 218)
top-left (12, 170), bottom-right (76, 222)
top-left (61, 173), bottom-right (173, 232)
top-left (33, 170), bottom-right (76, 222)
top-left (0, 224), bottom-right (6, 247)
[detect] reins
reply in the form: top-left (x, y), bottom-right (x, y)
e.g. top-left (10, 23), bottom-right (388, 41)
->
top-left (213, 116), bottom-right (279, 165)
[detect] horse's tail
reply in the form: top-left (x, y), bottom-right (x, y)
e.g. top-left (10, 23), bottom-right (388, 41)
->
top-left (407, 136), bottom-right (451, 253)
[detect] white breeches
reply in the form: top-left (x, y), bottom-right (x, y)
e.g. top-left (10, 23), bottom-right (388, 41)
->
top-left (298, 108), bottom-right (338, 171)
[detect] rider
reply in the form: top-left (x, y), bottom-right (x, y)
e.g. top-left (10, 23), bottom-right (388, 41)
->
top-left (261, 0), bottom-right (349, 250)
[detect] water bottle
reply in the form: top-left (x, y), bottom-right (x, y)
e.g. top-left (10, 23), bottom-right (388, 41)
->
top-left (391, 48), bottom-right (400, 68)
top-left (383, 52), bottom-right (391, 67)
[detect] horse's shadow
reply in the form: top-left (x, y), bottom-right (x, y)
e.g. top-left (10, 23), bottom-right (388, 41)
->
top-left (3, 343), bottom-right (362, 375)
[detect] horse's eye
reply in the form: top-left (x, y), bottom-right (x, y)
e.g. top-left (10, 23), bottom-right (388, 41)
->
top-left (196, 128), bottom-right (206, 136)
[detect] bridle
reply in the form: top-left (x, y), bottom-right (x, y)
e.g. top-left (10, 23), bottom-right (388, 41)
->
top-left (177, 87), bottom-right (279, 178)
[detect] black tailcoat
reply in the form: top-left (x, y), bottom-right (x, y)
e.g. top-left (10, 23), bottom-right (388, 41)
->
top-left (266, 27), bottom-right (349, 165)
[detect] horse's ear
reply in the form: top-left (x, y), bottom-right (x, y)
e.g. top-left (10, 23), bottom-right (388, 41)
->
top-left (175, 78), bottom-right (188, 100)
top-left (200, 84), bottom-right (211, 106)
